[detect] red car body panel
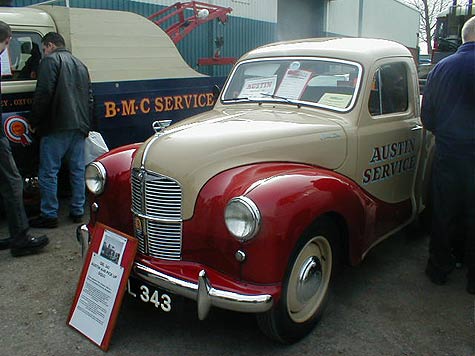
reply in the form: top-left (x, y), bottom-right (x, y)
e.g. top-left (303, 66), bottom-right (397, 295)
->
top-left (89, 149), bottom-right (412, 290)
top-left (88, 143), bottom-right (139, 235)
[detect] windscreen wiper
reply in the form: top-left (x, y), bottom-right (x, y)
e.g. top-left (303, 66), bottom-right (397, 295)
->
top-left (259, 92), bottom-right (301, 108)
top-left (225, 97), bottom-right (257, 102)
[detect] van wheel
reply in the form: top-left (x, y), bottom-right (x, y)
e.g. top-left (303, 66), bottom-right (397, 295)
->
top-left (257, 218), bottom-right (340, 343)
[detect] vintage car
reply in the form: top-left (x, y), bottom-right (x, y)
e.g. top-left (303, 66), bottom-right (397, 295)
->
top-left (78, 37), bottom-right (433, 343)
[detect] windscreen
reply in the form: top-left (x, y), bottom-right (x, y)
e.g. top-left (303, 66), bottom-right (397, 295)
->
top-left (222, 58), bottom-right (362, 112)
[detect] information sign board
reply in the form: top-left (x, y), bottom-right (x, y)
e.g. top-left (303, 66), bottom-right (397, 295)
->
top-left (68, 223), bottom-right (137, 351)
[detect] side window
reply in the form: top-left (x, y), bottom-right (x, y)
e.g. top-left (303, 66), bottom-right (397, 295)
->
top-left (368, 62), bottom-right (408, 116)
top-left (2, 32), bottom-right (43, 81)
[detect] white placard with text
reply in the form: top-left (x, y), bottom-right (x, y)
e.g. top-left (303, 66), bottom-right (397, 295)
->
top-left (275, 69), bottom-right (312, 99)
top-left (69, 251), bottom-right (124, 346)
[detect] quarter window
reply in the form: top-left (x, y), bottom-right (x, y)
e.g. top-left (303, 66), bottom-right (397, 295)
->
top-left (1, 32), bottom-right (43, 81)
top-left (368, 62), bottom-right (408, 116)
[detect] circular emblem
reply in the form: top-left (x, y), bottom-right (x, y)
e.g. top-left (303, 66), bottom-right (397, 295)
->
top-left (3, 115), bottom-right (33, 145)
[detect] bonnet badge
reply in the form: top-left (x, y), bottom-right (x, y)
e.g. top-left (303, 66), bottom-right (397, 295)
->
top-left (152, 120), bottom-right (172, 134)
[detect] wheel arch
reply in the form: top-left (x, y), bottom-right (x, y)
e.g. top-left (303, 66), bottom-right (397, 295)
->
top-left (241, 166), bottom-right (366, 284)
top-left (88, 143), bottom-right (141, 235)
top-left (256, 213), bottom-right (342, 343)
top-left (320, 211), bottom-right (350, 266)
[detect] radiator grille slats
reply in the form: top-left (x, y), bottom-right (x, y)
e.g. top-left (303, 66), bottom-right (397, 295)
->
top-left (131, 169), bottom-right (182, 260)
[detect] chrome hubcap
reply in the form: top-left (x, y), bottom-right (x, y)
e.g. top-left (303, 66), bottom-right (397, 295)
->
top-left (296, 256), bottom-right (323, 304)
top-left (287, 235), bottom-right (332, 323)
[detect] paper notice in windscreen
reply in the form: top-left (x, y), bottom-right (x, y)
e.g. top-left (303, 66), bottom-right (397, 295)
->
top-left (318, 93), bottom-right (352, 109)
top-left (275, 69), bottom-right (312, 99)
top-left (239, 76), bottom-right (277, 98)
top-left (1, 50), bottom-right (11, 76)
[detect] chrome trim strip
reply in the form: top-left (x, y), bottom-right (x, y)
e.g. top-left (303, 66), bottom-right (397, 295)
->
top-left (133, 262), bottom-right (273, 320)
top-left (132, 211), bottom-right (182, 224)
top-left (141, 135), bottom-right (161, 167)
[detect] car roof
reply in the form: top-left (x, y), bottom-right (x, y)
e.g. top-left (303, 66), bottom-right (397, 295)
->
top-left (240, 37), bottom-right (412, 67)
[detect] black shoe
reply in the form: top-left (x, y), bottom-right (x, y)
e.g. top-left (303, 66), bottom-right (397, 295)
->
top-left (29, 216), bottom-right (58, 229)
top-left (10, 234), bottom-right (49, 257)
top-left (425, 262), bottom-right (448, 285)
top-left (0, 237), bottom-right (13, 250)
top-left (467, 280), bottom-right (475, 295)
top-left (69, 213), bottom-right (84, 223)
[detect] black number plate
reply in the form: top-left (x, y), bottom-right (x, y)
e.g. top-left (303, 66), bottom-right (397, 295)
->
top-left (127, 277), bottom-right (172, 312)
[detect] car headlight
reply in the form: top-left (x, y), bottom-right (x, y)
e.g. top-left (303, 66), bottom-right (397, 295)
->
top-left (224, 196), bottom-right (261, 242)
top-left (85, 162), bottom-right (106, 195)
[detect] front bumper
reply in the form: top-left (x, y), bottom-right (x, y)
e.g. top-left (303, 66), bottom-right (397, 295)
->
top-left (77, 224), bottom-right (274, 320)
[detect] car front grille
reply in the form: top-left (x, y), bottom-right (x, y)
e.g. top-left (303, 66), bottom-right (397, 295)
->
top-left (131, 168), bottom-right (182, 260)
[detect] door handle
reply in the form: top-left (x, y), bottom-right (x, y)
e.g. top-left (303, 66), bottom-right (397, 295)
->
top-left (411, 124), bottom-right (423, 131)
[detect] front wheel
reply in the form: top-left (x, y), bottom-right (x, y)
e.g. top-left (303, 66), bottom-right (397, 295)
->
top-left (257, 218), bottom-right (340, 343)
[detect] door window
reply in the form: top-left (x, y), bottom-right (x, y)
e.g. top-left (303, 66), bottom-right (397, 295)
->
top-left (1, 31), bottom-right (43, 81)
top-left (368, 62), bottom-right (408, 116)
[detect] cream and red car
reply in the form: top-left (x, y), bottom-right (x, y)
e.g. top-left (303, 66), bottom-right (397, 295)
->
top-left (79, 38), bottom-right (432, 343)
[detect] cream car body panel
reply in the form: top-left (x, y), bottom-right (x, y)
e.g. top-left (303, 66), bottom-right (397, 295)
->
top-left (133, 38), bottom-right (428, 218)
top-left (133, 106), bottom-right (347, 219)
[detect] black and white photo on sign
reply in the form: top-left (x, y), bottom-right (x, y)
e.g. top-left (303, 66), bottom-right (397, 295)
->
top-left (98, 230), bottom-right (127, 265)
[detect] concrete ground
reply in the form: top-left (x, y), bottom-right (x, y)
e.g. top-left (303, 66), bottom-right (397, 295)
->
top-left (0, 204), bottom-right (474, 356)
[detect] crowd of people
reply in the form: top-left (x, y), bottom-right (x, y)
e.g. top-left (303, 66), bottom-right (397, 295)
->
top-left (0, 21), bottom-right (92, 256)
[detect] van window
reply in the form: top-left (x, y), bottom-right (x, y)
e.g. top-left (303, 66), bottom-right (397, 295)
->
top-left (2, 32), bottom-right (43, 81)
top-left (368, 62), bottom-right (408, 116)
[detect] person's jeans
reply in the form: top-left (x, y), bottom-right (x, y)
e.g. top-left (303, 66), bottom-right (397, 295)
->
top-left (39, 130), bottom-right (86, 218)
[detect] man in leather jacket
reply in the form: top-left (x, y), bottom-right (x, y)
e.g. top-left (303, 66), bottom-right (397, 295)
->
top-left (29, 32), bottom-right (93, 228)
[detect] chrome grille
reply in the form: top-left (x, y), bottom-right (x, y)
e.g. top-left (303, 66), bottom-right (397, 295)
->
top-left (131, 168), bottom-right (182, 260)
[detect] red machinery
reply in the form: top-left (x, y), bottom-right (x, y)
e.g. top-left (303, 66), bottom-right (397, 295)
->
top-left (148, 1), bottom-right (237, 66)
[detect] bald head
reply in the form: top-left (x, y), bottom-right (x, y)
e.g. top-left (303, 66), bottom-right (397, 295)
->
top-left (462, 16), bottom-right (475, 43)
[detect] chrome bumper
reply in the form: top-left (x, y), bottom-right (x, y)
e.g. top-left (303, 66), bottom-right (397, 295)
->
top-left (76, 224), bottom-right (90, 260)
top-left (76, 224), bottom-right (273, 320)
top-left (133, 262), bottom-right (273, 320)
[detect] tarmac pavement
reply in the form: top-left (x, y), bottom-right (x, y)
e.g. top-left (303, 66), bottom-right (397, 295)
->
top-left (0, 202), bottom-right (474, 356)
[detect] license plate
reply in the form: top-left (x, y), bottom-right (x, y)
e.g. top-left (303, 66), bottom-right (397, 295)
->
top-left (127, 278), bottom-right (172, 312)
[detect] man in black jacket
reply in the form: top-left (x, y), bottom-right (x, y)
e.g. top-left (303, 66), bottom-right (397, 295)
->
top-left (0, 20), bottom-right (49, 256)
top-left (29, 32), bottom-right (93, 228)
top-left (421, 17), bottom-right (475, 294)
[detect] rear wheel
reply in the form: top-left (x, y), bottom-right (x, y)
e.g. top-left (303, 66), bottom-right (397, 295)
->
top-left (257, 218), bottom-right (340, 343)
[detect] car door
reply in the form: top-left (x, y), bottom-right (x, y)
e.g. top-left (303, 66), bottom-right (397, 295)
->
top-left (356, 58), bottom-right (422, 241)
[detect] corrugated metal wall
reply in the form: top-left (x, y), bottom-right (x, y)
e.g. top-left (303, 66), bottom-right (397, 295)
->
top-left (11, 0), bottom-right (277, 76)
